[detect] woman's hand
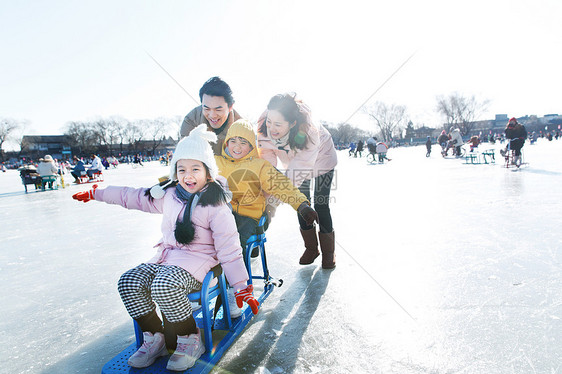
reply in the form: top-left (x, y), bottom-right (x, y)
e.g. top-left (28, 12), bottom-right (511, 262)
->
top-left (297, 202), bottom-right (318, 226)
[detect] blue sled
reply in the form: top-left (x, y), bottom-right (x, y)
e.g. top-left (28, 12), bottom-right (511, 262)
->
top-left (102, 216), bottom-right (282, 374)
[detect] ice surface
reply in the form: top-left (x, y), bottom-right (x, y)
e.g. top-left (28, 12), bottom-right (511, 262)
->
top-left (1, 139), bottom-right (561, 373)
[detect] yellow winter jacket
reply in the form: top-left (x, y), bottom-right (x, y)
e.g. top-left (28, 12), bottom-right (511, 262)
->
top-left (215, 119), bottom-right (309, 220)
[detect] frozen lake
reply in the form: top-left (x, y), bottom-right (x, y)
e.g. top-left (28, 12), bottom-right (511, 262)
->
top-left (1, 139), bottom-right (561, 374)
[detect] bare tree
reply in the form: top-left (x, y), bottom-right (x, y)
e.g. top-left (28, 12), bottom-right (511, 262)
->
top-left (146, 117), bottom-right (172, 155)
top-left (65, 121), bottom-right (100, 155)
top-left (323, 121), bottom-right (368, 145)
top-left (126, 121), bottom-right (145, 152)
top-left (363, 102), bottom-right (408, 142)
top-left (104, 116), bottom-right (127, 155)
top-left (10, 119), bottom-right (31, 155)
top-left (0, 118), bottom-right (23, 160)
top-left (171, 115), bottom-right (183, 141)
top-left (92, 118), bottom-right (109, 151)
top-left (436, 93), bottom-right (489, 135)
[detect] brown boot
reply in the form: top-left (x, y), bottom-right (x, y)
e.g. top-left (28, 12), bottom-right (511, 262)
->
top-left (318, 231), bottom-right (336, 269)
top-left (299, 227), bottom-right (319, 265)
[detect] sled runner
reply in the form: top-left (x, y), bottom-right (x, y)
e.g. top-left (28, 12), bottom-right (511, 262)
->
top-left (102, 216), bottom-right (281, 374)
top-left (76, 171), bottom-right (104, 184)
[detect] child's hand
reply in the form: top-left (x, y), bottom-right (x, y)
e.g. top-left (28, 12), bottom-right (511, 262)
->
top-left (297, 202), bottom-right (318, 226)
top-left (72, 184), bottom-right (98, 203)
top-left (235, 285), bottom-right (259, 315)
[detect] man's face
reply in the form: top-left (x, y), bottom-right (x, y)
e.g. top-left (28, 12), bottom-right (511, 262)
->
top-left (202, 95), bottom-right (232, 129)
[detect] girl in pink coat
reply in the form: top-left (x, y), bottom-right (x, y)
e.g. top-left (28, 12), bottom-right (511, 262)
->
top-left (72, 125), bottom-right (258, 371)
top-left (257, 93), bottom-right (338, 269)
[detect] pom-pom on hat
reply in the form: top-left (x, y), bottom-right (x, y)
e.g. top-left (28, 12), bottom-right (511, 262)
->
top-left (169, 124), bottom-right (219, 181)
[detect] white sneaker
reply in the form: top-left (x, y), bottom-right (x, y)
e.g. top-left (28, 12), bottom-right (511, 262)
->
top-left (227, 287), bottom-right (242, 318)
top-left (166, 330), bottom-right (205, 371)
top-left (128, 331), bottom-right (167, 368)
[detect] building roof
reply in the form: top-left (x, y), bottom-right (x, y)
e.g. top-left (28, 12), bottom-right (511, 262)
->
top-left (22, 135), bottom-right (70, 143)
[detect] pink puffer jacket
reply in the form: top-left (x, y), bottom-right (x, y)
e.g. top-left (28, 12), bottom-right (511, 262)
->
top-left (94, 185), bottom-right (248, 291)
top-left (257, 108), bottom-right (338, 188)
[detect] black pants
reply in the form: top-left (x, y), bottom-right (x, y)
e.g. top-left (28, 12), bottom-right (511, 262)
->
top-left (298, 170), bottom-right (334, 233)
top-left (509, 139), bottom-right (524, 156)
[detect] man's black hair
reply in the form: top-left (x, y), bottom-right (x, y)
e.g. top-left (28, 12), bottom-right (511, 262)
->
top-left (199, 76), bottom-right (234, 107)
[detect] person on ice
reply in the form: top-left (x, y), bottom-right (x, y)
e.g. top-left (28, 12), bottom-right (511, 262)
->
top-left (180, 76), bottom-right (242, 155)
top-left (72, 125), bottom-right (258, 371)
top-left (500, 117), bottom-right (527, 166)
top-left (425, 136), bottom-right (432, 157)
top-left (86, 154), bottom-right (103, 179)
top-left (214, 119), bottom-right (318, 260)
top-left (36, 155), bottom-right (58, 188)
top-left (257, 93), bottom-right (338, 269)
top-left (468, 135), bottom-right (480, 152)
top-left (70, 156), bottom-right (86, 183)
top-left (355, 139), bottom-right (364, 157)
top-left (348, 141), bottom-right (356, 157)
top-left (437, 130), bottom-right (449, 155)
top-left (448, 128), bottom-right (464, 156)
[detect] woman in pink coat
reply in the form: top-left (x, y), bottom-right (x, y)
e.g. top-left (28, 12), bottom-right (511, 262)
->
top-left (257, 93), bottom-right (337, 269)
top-left (72, 125), bottom-right (258, 371)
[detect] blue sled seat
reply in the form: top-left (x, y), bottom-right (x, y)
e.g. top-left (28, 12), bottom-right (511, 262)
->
top-left (133, 265), bottom-right (231, 354)
top-left (102, 216), bottom-right (275, 374)
top-left (102, 265), bottom-right (231, 374)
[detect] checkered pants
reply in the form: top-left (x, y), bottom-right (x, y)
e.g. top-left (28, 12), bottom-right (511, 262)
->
top-left (117, 263), bottom-right (202, 323)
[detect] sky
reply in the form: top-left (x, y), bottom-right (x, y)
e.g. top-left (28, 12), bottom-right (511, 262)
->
top-left (1, 0), bottom-right (561, 147)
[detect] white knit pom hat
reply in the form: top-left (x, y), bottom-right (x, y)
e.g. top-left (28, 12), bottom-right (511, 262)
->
top-left (169, 124), bottom-right (219, 181)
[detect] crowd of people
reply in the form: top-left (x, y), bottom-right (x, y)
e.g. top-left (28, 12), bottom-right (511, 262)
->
top-left (7, 74), bottom-right (557, 371)
top-left (71, 77), bottom-right (338, 371)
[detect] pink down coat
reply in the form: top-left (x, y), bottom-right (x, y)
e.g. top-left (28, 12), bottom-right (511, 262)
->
top-left (94, 185), bottom-right (249, 291)
top-left (257, 108), bottom-right (338, 188)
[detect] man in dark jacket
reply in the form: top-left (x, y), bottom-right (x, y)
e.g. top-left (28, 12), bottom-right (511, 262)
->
top-left (500, 117), bottom-right (527, 165)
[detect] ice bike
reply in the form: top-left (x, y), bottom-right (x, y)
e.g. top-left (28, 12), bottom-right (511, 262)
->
top-left (366, 142), bottom-right (390, 164)
top-left (501, 138), bottom-right (527, 169)
top-left (102, 216), bottom-right (282, 374)
top-left (441, 141), bottom-right (467, 158)
top-left (75, 170), bottom-right (104, 184)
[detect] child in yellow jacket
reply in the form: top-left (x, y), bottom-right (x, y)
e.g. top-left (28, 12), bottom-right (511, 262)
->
top-left (215, 119), bottom-right (318, 257)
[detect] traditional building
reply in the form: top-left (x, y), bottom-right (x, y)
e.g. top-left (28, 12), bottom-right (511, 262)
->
top-left (21, 135), bottom-right (72, 160)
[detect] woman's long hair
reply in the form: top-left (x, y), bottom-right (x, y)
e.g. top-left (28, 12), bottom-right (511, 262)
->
top-left (258, 93), bottom-right (310, 150)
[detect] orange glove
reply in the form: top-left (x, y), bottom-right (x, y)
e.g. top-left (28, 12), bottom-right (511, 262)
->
top-left (235, 284), bottom-right (259, 315)
top-left (72, 184), bottom-right (98, 203)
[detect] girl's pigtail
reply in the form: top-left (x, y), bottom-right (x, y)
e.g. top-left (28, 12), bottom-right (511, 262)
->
top-left (198, 180), bottom-right (231, 207)
top-left (174, 218), bottom-right (196, 245)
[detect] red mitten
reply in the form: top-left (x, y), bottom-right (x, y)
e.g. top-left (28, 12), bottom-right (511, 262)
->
top-left (72, 184), bottom-right (98, 203)
top-left (235, 284), bottom-right (259, 315)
